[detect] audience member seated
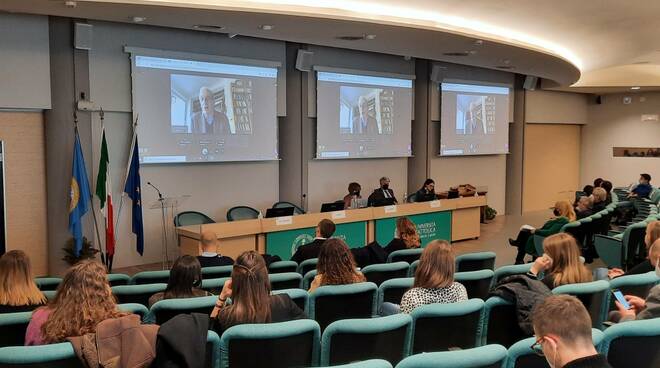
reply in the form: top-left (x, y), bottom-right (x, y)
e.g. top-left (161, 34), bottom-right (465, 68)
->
top-left (628, 173), bottom-right (653, 199)
top-left (600, 180), bottom-right (613, 204)
top-left (384, 217), bottom-right (421, 254)
top-left (25, 260), bottom-right (128, 345)
top-left (197, 230), bottom-right (234, 268)
top-left (290, 219), bottom-right (336, 264)
top-left (615, 282), bottom-right (660, 322)
top-left (343, 182), bottom-right (362, 209)
top-left (582, 185), bottom-right (594, 197)
top-left (531, 295), bottom-right (612, 368)
top-left (575, 196), bottom-right (594, 219)
top-left (526, 233), bottom-right (592, 289)
top-left (591, 187), bottom-right (608, 212)
top-left (367, 176), bottom-right (398, 206)
top-left (0, 250), bottom-right (46, 313)
top-left (210, 251), bottom-right (306, 335)
top-left (308, 238), bottom-right (366, 293)
top-left (148, 255), bottom-right (210, 307)
top-left (593, 177), bottom-right (604, 188)
top-left (608, 220), bottom-right (660, 278)
top-left (398, 240), bottom-right (467, 314)
top-left (509, 200), bottom-right (576, 264)
top-left (413, 179), bottom-right (437, 202)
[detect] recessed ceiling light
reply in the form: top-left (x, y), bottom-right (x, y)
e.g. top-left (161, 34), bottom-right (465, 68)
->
top-left (364, 34), bottom-right (377, 40)
top-left (131, 16), bottom-right (147, 23)
top-left (193, 24), bottom-right (225, 31)
top-left (631, 86), bottom-right (641, 90)
top-left (495, 65), bottom-right (515, 70)
top-left (259, 24), bottom-right (274, 31)
top-left (443, 52), bottom-right (470, 57)
top-left (474, 39), bottom-right (484, 46)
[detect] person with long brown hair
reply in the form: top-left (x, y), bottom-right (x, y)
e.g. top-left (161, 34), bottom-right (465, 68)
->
top-left (527, 233), bottom-right (592, 289)
top-left (211, 251), bottom-right (305, 335)
top-left (25, 260), bottom-right (127, 345)
top-left (509, 200), bottom-right (577, 264)
top-left (384, 217), bottom-right (421, 254)
top-left (308, 238), bottom-right (365, 293)
top-left (399, 240), bottom-right (467, 314)
top-left (0, 250), bottom-right (46, 313)
top-left (148, 255), bottom-right (210, 307)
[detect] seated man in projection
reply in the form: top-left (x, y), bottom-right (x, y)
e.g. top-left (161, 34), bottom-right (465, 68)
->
top-left (352, 95), bottom-right (378, 135)
top-left (191, 86), bottom-right (231, 135)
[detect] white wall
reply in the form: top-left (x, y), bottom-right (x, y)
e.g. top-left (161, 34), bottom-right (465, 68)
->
top-left (525, 90), bottom-right (589, 124)
top-left (581, 92), bottom-right (660, 188)
top-left (0, 14), bottom-right (50, 109)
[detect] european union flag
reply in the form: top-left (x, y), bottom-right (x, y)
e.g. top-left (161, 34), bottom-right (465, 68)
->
top-left (124, 135), bottom-right (144, 255)
top-left (69, 132), bottom-right (91, 256)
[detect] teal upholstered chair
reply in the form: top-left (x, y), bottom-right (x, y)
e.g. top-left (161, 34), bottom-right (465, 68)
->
top-left (174, 211), bottom-right (215, 227)
top-left (42, 290), bottom-right (57, 300)
top-left (595, 221), bottom-right (648, 269)
top-left (269, 272), bottom-right (303, 291)
top-left (0, 312), bottom-right (32, 347)
top-left (272, 288), bottom-right (309, 311)
top-left (504, 329), bottom-right (604, 368)
top-left (480, 296), bottom-right (530, 347)
top-left (326, 359), bottom-right (393, 368)
top-left (272, 201), bottom-right (306, 215)
top-left (302, 269), bottom-right (318, 290)
top-left (149, 295), bottom-right (217, 325)
top-left (454, 269), bottom-right (495, 300)
top-left (455, 251), bottom-right (496, 272)
top-left (201, 265), bottom-right (233, 280)
top-left (219, 319), bottom-right (320, 368)
top-left (532, 234), bottom-right (545, 257)
top-left (377, 277), bottom-right (413, 308)
top-left (552, 280), bottom-right (610, 329)
top-left (387, 249), bottom-right (423, 264)
top-left (201, 277), bottom-right (229, 294)
top-left (308, 282), bottom-right (378, 331)
top-left (297, 258), bottom-right (318, 276)
top-left (268, 260), bottom-right (298, 274)
top-left (0, 342), bottom-right (83, 367)
top-left (395, 344), bottom-right (508, 368)
top-left (205, 330), bottom-right (221, 368)
top-left (34, 277), bottom-right (62, 291)
top-left (106, 273), bottom-right (130, 286)
top-left (226, 206), bottom-right (260, 222)
top-left (492, 263), bottom-right (533, 287)
top-left (600, 318), bottom-right (660, 368)
top-left (111, 283), bottom-right (167, 307)
top-left (130, 270), bottom-right (170, 285)
top-left (320, 314), bottom-right (412, 366)
top-left (117, 303), bottom-right (149, 322)
top-left (362, 262), bottom-right (410, 286)
top-left (409, 298), bottom-right (485, 353)
top-left (407, 260), bottom-right (419, 277)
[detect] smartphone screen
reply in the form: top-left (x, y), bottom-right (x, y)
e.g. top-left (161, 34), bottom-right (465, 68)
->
top-left (612, 289), bottom-right (631, 310)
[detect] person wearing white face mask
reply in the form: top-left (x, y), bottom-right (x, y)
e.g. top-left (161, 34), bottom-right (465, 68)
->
top-left (615, 238), bottom-right (660, 322)
top-left (531, 295), bottom-right (611, 368)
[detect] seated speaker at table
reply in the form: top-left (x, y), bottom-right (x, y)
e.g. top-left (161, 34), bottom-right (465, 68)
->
top-left (413, 179), bottom-right (437, 202)
top-left (368, 176), bottom-right (398, 207)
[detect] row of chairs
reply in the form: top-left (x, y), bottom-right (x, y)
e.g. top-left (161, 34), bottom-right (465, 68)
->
top-left (174, 202), bottom-right (307, 226)
top-left (1, 315), bottom-right (658, 368)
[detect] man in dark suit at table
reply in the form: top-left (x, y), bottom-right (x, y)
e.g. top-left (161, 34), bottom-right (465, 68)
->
top-left (291, 219), bottom-right (336, 264)
top-left (368, 176), bottom-right (398, 207)
top-left (197, 230), bottom-right (234, 268)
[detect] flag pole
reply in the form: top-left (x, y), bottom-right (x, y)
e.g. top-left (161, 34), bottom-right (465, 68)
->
top-left (113, 115), bottom-right (138, 247)
top-left (75, 111), bottom-right (105, 265)
top-left (96, 109), bottom-right (108, 267)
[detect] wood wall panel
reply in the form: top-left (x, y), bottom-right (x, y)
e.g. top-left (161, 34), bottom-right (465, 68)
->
top-left (0, 112), bottom-right (49, 275)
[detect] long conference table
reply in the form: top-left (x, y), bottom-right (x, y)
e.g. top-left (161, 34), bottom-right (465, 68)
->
top-left (176, 196), bottom-right (487, 261)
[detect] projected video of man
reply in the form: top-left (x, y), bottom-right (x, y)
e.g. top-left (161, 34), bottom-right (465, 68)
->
top-left (192, 86), bottom-right (230, 135)
top-left (339, 86), bottom-right (396, 135)
top-left (456, 94), bottom-right (496, 136)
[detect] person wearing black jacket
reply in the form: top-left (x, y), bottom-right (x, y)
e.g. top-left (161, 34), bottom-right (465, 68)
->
top-left (290, 219), bottom-right (335, 264)
top-left (367, 177), bottom-right (398, 206)
top-left (197, 230), bottom-right (234, 268)
top-left (413, 179), bottom-right (437, 203)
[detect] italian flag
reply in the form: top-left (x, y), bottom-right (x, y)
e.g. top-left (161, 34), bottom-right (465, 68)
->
top-left (95, 128), bottom-right (115, 257)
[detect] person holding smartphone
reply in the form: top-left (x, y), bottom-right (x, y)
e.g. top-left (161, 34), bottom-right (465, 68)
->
top-left (614, 239), bottom-right (660, 322)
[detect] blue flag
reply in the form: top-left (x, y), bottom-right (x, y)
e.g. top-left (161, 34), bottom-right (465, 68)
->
top-left (124, 135), bottom-right (144, 255)
top-left (69, 132), bottom-right (91, 256)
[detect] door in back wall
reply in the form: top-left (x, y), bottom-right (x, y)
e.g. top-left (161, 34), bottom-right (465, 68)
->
top-left (523, 124), bottom-right (581, 213)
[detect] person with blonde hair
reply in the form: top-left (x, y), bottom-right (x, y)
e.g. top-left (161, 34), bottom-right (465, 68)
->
top-left (509, 200), bottom-right (577, 264)
top-left (591, 187), bottom-right (608, 212)
top-left (527, 233), bottom-right (592, 289)
top-left (384, 217), bottom-right (421, 254)
top-left (0, 250), bottom-right (46, 313)
top-left (398, 240), bottom-right (467, 314)
top-left (25, 260), bottom-right (128, 345)
top-left (608, 220), bottom-right (660, 278)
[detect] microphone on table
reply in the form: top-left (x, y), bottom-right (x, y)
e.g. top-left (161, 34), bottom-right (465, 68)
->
top-left (147, 181), bottom-right (164, 200)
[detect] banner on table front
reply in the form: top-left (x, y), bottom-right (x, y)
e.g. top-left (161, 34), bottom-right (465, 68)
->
top-left (375, 211), bottom-right (451, 247)
top-left (266, 221), bottom-right (367, 261)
